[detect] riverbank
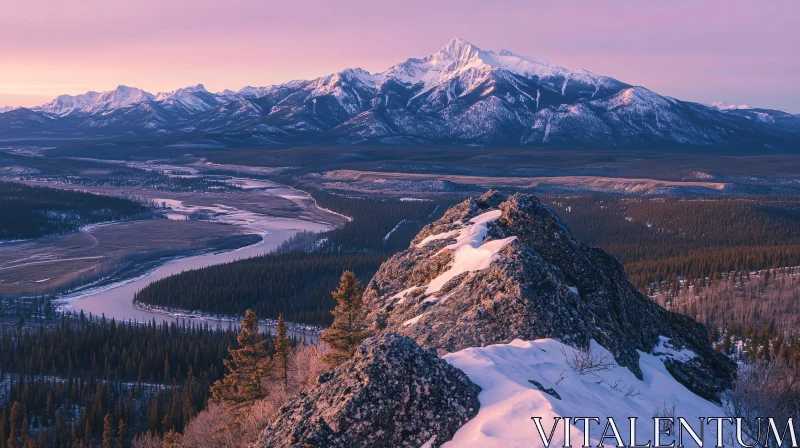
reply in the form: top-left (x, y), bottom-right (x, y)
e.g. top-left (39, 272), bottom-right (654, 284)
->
top-left (133, 301), bottom-right (323, 336)
top-left (59, 218), bottom-right (330, 340)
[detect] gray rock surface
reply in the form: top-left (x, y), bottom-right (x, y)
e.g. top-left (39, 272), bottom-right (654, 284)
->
top-left (256, 333), bottom-right (480, 448)
top-left (364, 191), bottom-right (735, 401)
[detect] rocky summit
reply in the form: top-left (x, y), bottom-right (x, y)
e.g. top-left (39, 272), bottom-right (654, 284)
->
top-left (256, 334), bottom-right (480, 448)
top-left (364, 191), bottom-right (735, 401)
top-left (258, 191), bottom-right (736, 448)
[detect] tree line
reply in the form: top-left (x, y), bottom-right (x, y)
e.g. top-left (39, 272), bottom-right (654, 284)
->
top-left (542, 195), bottom-right (800, 292)
top-left (0, 181), bottom-right (152, 240)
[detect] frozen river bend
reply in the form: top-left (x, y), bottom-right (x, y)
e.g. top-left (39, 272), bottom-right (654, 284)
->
top-left (33, 160), bottom-right (344, 339)
top-left (61, 216), bottom-right (330, 339)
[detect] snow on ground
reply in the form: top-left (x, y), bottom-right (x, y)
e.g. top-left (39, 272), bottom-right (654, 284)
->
top-left (416, 210), bottom-right (515, 294)
top-left (384, 219), bottom-right (413, 242)
top-left (653, 336), bottom-right (697, 362)
top-left (425, 235), bottom-right (515, 295)
top-left (416, 229), bottom-right (460, 247)
top-left (443, 339), bottom-right (726, 448)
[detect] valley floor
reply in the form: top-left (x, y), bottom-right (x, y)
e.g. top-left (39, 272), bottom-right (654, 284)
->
top-left (0, 219), bottom-right (258, 297)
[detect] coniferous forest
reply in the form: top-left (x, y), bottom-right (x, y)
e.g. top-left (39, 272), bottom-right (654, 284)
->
top-left (0, 181), bottom-right (152, 240)
top-left (543, 195), bottom-right (800, 292)
top-left (0, 308), bottom-right (290, 448)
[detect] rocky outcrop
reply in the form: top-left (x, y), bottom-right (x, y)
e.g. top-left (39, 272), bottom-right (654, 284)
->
top-left (364, 191), bottom-right (736, 401)
top-left (256, 334), bottom-right (480, 448)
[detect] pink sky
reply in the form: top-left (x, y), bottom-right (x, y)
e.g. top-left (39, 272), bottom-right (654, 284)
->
top-left (2, 0), bottom-right (798, 112)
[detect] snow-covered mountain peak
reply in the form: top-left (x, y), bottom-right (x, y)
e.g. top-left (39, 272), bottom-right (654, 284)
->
top-left (38, 91), bottom-right (102, 116)
top-left (185, 83), bottom-right (207, 92)
top-left (237, 85), bottom-right (273, 98)
top-left (339, 67), bottom-right (380, 86)
top-left (155, 83), bottom-right (209, 100)
top-left (378, 38), bottom-right (625, 102)
top-left (431, 37), bottom-right (483, 64)
top-left (153, 84), bottom-right (222, 113)
top-left (607, 86), bottom-right (674, 109)
top-left (7, 38), bottom-right (797, 148)
top-left (712, 101), bottom-right (751, 110)
top-left (81, 85), bottom-right (154, 114)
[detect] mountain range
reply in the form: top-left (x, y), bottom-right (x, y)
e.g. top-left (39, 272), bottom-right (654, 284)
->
top-left (2, 37), bottom-right (799, 149)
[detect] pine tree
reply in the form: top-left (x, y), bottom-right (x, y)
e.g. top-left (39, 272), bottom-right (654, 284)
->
top-left (211, 310), bottom-right (270, 410)
top-left (320, 271), bottom-right (371, 368)
top-left (7, 401), bottom-right (20, 448)
top-left (162, 431), bottom-right (182, 448)
top-left (272, 315), bottom-right (290, 386)
top-left (0, 409), bottom-right (7, 448)
top-left (82, 419), bottom-right (91, 448)
top-left (101, 413), bottom-right (115, 448)
top-left (117, 419), bottom-right (127, 448)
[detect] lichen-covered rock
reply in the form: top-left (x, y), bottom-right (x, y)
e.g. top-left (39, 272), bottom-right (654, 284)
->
top-left (256, 334), bottom-right (480, 448)
top-left (364, 191), bottom-right (735, 402)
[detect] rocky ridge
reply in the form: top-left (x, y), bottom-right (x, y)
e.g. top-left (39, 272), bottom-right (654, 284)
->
top-left (363, 191), bottom-right (735, 401)
top-left (256, 334), bottom-right (480, 448)
top-left (257, 191), bottom-right (736, 448)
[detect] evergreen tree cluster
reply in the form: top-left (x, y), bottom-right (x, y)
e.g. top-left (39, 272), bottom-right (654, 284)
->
top-left (716, 321), bottom-right (800, 364)
top-left (199, 275), bottom-right (370, 444)
top-left (0, 312), bottom-right (276, 447)
top-left (0, 181), bottom-right (152, 240)
top-left (134, 252), bottom-right (386, 326)
top-left (542, 195), bottom-right (800, 291)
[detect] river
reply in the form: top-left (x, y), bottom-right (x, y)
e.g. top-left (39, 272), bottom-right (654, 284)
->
top-left (58, 190), bottom-right (332, 342)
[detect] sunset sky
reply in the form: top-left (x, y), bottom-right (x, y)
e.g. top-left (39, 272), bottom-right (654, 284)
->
top-left (2, 0), bottom-right (798, 112)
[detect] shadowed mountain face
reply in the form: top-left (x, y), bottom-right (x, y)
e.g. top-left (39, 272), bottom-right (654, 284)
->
top-left (2, 38), bottom-right (799, 149)
top-left (363, 191), bottom-right (736, 401)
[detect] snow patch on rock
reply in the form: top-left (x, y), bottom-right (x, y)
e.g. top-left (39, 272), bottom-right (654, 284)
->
top-left (415, 209), bottom-right (515, 294)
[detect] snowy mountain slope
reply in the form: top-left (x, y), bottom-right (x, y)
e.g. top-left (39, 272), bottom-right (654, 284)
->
top-left (80, 85), bottom-right (155, 114)
top-left (74, 100), bottom-right (186, 132)
top-left (444, 338), bottom-right (725, 448)
top-left (381, 38), bottom-right (626, 105)
top-left (39, 91), bottom-right (102, 116)
top-left (2, 37), bottom-right (799, 148)
top-left (153, 84), bottom-right (225, 113)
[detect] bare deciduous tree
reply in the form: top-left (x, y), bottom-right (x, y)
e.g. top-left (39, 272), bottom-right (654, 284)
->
top-left (723, 359), bottom-right (800, 447)
top-left (560, 344), bottom-right (616, 375)
top-left (132, 431), bottom-right (163, 448)
top-left (653, 401), bottom-right (677, 433)
top-left (181, 342), bottom-right (329, 447)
